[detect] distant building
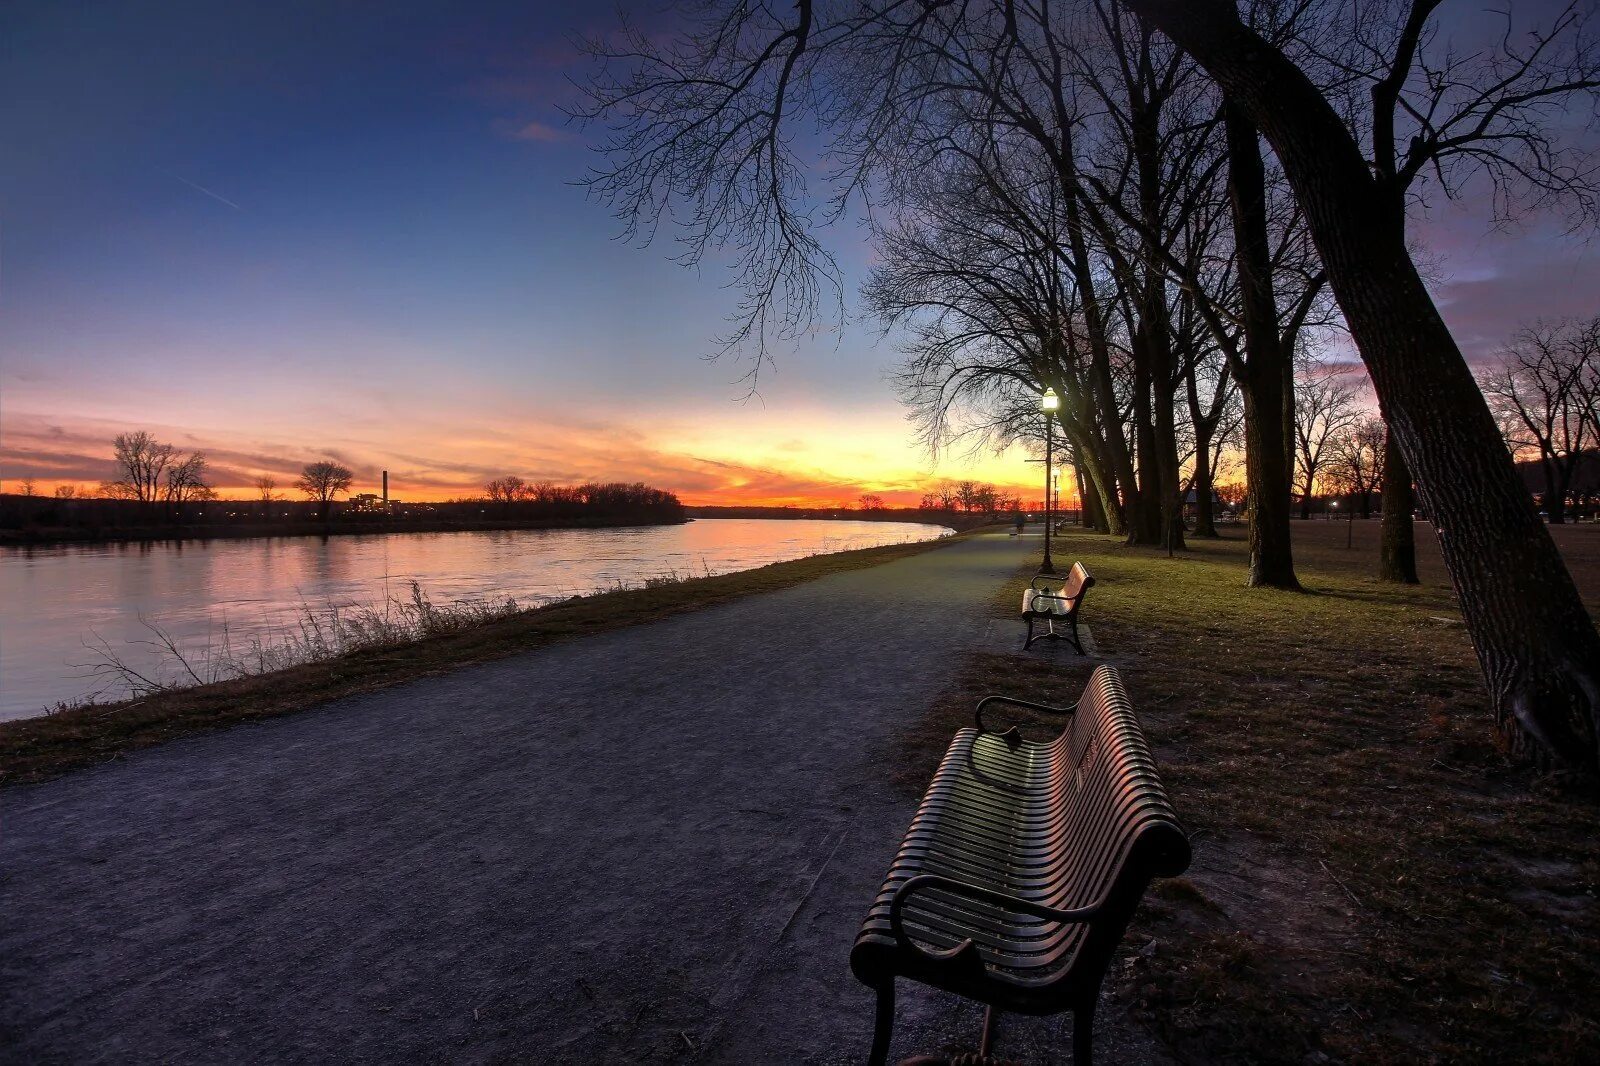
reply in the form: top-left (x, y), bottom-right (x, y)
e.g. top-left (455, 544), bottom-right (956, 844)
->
top-left (346, 493), bottom-right (391, 512)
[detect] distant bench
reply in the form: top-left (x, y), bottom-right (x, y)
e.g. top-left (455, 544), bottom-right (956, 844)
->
top-left (849, 665), bottom-right (1189, 1065)
top-left (1021, 561), bottom-right (1094, 652)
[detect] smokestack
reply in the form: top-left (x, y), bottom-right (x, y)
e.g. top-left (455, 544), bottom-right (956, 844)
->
top-left (382, 470), bottom-right (388, 505)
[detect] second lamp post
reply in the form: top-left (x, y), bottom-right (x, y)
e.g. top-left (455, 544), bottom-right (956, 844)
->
top-left (1040, 386), bottom-right (1060, 574)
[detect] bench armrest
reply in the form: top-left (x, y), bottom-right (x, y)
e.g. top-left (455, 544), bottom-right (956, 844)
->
top-left (974, 694), bottom-right (1076, 736)
top-left (1029, 574), bottom-right (1062, 592)
top-left (888, 874), bottom-right (1100, 970)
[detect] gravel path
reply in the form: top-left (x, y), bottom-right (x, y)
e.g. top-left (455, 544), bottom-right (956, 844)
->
top-left (1, 531), bottom-right (1166, 1064)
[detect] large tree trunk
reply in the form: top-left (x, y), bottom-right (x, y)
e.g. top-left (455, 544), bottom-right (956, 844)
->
top-left (1077, 461), bottom-right (1105, 532)
top-left (1184, 357), bottom-right (1220, 538)
top-left (1126, 0), bottom-right (1600, 770)
top-left (1542, 459), bottom-right (1567, 523)
top-left (1128, 355), bottom-right (1165, 545)
top-left (1380, 431), bottom-right (1420, 583)
top-left (1225, 101), bottom-right (1299, 588)
top-left (1191, 434), bottom-right (1219, 538)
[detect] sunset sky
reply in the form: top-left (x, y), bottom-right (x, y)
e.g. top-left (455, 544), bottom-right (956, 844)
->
top-left (3, 0), bottom-right (1596, 505)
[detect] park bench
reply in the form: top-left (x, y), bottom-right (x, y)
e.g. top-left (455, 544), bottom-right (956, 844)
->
top-left (1021, 562), bottom-right (1094, 652)
top-left (849, 665), bottom-right (1189, 1065)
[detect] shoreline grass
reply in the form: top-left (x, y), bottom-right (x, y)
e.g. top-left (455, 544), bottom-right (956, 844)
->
top-left (888, 520), bottom-right (1600, 1062)
top-left (0, 529), bottom-right (985, 788)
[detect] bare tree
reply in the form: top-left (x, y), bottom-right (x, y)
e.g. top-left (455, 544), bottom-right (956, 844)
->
top-left (19, 478), bottom-right (37, 497)
top-left (1481, 318), bottom-right (1600, 523)
top-left (485, 476), bottom-right (527, 505)
top-left (1293, 358), bottom-right (1361, 517)
top-left (162, 453), bottom-right (213, 504)
top-left (254, 475), bottom-right (280, 503)
top-left (107, 431), bottom-right (175, 503)
top-left (53, 484), bottom-right (77, 499)
top-left (297, 461), bottom-right (354, 521)
top-left (857, 493), bottom-right (885, 511)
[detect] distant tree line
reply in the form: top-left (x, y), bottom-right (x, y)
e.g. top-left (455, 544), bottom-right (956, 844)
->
top-left (914, 481), bottom-right (1025, 515)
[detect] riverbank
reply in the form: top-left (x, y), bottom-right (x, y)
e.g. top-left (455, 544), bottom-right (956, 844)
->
top-left (0, 528), bottom-right (986, 786)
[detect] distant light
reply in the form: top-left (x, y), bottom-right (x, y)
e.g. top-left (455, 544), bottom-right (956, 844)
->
top-left (1040, 386), bottom-right (1060, 412)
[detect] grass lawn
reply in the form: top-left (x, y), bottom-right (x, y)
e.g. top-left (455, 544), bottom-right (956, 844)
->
top-left (892, 519), bottom-right (1600, 1064)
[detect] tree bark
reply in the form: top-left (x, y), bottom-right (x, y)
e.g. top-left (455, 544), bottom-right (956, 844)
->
top-left (1191, 435), bottom-right (1219, 537)
top-left (1125, 0), bottom-right (1600, 770)
top-left (1225, 100), bottom-right (1299, 588)
top-left (1379, 431), bottom-right (1420, 583)
top-left (1077, 461), bottom-right (1105, 532)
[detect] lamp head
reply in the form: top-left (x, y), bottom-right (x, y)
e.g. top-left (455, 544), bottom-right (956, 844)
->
top-left (1040, 386), bottom-right (1060, 412)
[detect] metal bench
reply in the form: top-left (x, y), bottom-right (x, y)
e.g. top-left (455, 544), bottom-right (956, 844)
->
top-left (1021, 561), bottom-right (1094, 652)
top-left (849, 665), bottom-right (1189, 1065)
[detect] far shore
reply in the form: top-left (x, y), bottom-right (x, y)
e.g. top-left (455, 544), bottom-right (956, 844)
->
top-left (0, 513), bottom-right (690, 547)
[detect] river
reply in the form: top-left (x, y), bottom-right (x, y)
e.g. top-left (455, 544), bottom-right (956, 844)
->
top-left (0, 518), bottom-right (951, 721)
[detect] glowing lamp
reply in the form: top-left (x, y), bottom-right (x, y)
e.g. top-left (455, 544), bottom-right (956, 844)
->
top-left (1040, 387), bottom-right (1060, 413)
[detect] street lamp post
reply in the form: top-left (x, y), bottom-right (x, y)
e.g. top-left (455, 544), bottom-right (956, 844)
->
top-left (1040, 386), bottom-right (1060, 574)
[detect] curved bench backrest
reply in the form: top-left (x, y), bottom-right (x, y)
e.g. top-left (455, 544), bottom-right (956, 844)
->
top-left (1050, 666), bottom-right (1189, 980)
top-left (1060, 562), bottom-right (1094, 602)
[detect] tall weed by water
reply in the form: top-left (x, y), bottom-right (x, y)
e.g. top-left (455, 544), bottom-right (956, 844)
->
top-left (76, 581), bottom-right (526, 705)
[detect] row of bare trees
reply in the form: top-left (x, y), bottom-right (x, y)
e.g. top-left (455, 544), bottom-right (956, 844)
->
top-left (914, 482), bottom-right (1024, 515)
top-left (481, 476), bottom-right (683, 514)
top-left (579, 0), bottom-right (1600, 769)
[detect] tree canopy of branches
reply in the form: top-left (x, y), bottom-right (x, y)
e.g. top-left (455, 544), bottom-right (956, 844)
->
top-left (297, 461), bottom-right (354, 519)
top-left (1326, 414), bottom-right (1387, 518)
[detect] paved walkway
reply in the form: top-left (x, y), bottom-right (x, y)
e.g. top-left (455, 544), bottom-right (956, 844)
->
top-left (1, 531), bottom-right (1162, 1064)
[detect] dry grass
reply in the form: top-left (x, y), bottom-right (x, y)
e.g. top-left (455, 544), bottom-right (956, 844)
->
top-left (892, 519), bottom-right (1600, 1065)
top-left (0, 533), bottom-right (979, 788)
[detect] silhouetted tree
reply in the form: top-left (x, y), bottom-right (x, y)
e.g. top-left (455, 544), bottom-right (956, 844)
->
top-left (162, 453), bottom-right (213, 504)
top-left (486, 476), bottom-right (527, 507)
top-left (107, 431), bottom-right (176, 504)
top-left (297, 461), bottom-right (353, 521)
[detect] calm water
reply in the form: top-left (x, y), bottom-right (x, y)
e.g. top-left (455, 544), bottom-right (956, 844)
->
top-left (0, 519), bottom-right (950, 720)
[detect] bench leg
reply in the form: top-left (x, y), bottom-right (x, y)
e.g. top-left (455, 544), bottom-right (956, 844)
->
top-left (1023, 617), bottom-right (1036, 650)
top-left (868, 979), bottom-right (895, 1066)
top-left (1069, 617), bottom-right (1085, 655)
top-left (1074, 1000), bottom-right (1094, 1065)
top-left (979, 1005), bottom-right (1000, 1058)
